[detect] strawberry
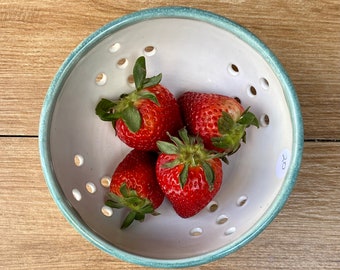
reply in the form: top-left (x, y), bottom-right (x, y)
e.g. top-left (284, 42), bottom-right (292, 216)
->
top-left (156, 128), bottom-right (224, 218)
top-left (178, 91), bottom-right (259, 154)
top-left (105, 149), bottom-right (164, 229)
top-left (95, 56), bottom-right (183, 151)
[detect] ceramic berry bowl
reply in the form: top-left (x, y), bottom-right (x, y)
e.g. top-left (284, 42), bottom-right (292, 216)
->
top-left (39, 6), bottom-right (304, 268)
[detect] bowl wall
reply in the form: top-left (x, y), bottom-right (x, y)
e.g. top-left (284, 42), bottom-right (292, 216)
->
top-left (39, 6), bottom-right (303, 268)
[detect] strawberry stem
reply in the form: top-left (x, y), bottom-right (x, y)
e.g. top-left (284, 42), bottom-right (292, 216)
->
top-left (105, 183), bottom-right (159, 229)
top-left (212, 108), bottom-right (259, 154)
top-left (157, 127), bottom-right (226, 190)
top-left (95, 56), bottom-right (162, 133)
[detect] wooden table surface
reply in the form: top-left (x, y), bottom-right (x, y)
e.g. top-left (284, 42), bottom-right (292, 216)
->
top-left (1, 0), bottom-right (339, 269)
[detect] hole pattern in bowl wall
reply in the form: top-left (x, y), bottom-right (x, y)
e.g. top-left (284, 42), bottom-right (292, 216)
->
top-left (247, 85), bottom-right (257, 97)
top-left (228, 63), bottom-right (239, 76)
top-left (117, 58), bottom-right (129, 69)
top-left (207, 201), bottom-right (219, 212)
top-left (86, 182), bottom-right (97, 194)
top-left (94, 43), bottom-right (272, 130)
top-left (74, 154), bottom-right (84, 167)
top-left (109, 42), bottom-right (121, 53)
top-left (75, 42), bottom-right (276, 239)
top-left (101, 206), bottom-right (113, 217)
top-left (216, 215), bottom-right (229, 225)
top-left (260, 114), bottom-right (270, 127)
top-left (190, 227), bottom-right (203, 237)
top-left (144, 45), bottom-right (156, 56)
top-left (71, 158), bottom-right (250, 237)
top-left (237, 195), bottom-right (248, 207)
top-left (95, 73), bottom-right (107, 86)
top-left (100, 176), bottom-right (111, 188)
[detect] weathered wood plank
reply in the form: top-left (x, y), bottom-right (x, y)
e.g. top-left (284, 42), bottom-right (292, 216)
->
top-left (0, 138), bottom-right (339, 269)
top-left (0, 0), bottom-right (339, 138)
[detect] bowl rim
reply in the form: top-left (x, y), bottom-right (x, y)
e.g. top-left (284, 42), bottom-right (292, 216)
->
top-left (39, 6), bottom-right (304, 268)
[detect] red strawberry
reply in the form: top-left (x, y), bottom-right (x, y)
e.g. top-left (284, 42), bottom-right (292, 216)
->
top-left (105, 149), bottom-right (164, 229)
top-left (156, 128), bottom-right (224, 218)
top-left (178, 91), bottom-right (259, 154)
top-left (96, 56), bottom-right (183, 151)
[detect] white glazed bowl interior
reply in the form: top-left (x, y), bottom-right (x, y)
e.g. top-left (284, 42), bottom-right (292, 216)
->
top-left (39, 7), bottom-right (303, 268)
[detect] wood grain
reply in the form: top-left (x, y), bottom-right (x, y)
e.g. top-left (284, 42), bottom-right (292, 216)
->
top-left (1, 0), bottom-right (340, 269)
top-left (1, 138), bottom-right (339, 269)
top-left (0, 0), bottom-right (339, 138)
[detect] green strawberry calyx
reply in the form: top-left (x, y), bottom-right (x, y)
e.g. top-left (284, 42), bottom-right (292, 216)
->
top-left (211, 108), bottom-right (259, 155)
top-left (157, 127), bottom-right (226, 191)
top-left (105, 183), bottom-right (160, 229)
top-left (95, 56), bottom-right (162, 133)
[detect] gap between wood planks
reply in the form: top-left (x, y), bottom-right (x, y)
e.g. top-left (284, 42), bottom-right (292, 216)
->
top-left (0, 135), bottom-right (339, 143)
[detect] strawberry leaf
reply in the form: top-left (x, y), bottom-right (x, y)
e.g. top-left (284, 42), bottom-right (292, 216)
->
top-left (95, 56), bottom-right (163, 134)
top-left (157, 141), bottom-right (179, 154)
top-left (121, 211), bottom-right (137, 229)
top-left (121, 105), bottom-right (142, 133)
top-left (167, 132), bottom-right (185, 148)
top-left (178, 127), bottom-right (190, 144)
top-left (238, 108), bottom-right (259, 128)
top-left (133, 56), bottom-right (147, 90)
top-left (211, 135), bottom-right (235, 150)
top-left (211, 133), bottom-right (243, 155)
top-left (161, 158), bottom-right (181, 169)
top-left (119, 183), bottom-right (129, 197)
top-left (140, 204), bottom-right (153, 213)
top-left (157, 127), bottom-right (222, 189)
top-left (217, 111), bottom-right (234, 134)
top-left (143, 73), bottom-right (162, 88)
top-left (125, 196), bottom-right (141, 205)
top-left (213, 108), bottom-right (259, 154)
top-left (133, 56), bottom-right (162, 91)
top-left (95, 98), bottom-right (119, 121)
top-left (106, 183), bottom-right (158, 229)
top-left (138, 90), bottom-right (159, 105)
top-left (179, 163), bottom-right (189, 188)
top-left (134, 212), bottom-right (146, 221)
top-left (105, 197), bottom-right (124, 209)
top-left (202, 161), bottom-right (215, 190)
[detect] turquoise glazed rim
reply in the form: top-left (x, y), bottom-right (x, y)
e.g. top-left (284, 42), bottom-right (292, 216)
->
top-left (39, 6), bottom-right (304, 268)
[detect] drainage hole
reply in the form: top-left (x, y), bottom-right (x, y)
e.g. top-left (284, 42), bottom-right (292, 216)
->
top-left (109, 42), bottom-right (121, 53)
top-left (72, 189), bottom-right (82, 201)
top-left (216, 215), bottom-right (229, 225)
top-left (224, 227), bottom-right (236, 236)
top-left (227, 63), bottom-right (239, 76)
top-left (117, 58), bottom-right (128, 69)
top-left (237, 195), bottom-right (248, 207)
top-left (247, 85), bottom-right (257, 97)
top-left (234, 96), bottom-right (241, 104)
top-left (95, 73), bottom-right (107, 86)
top-left (144, 45), bottom-right (156, 56)
top-left (101, 206), bottom-right (113, 217)
top-left (100, 176), bottom-right (111, 188)
top-left (74, 154), bottom-right (84, 167)
top-left (260, 114), bottom-right (270, 127)
top-left (207, 201), bottom-right (218, 212)
top-left (127, 74), bottom-right (135, 87)
top-left (190, 227), bottom-right (203, 237)
top-left (86, 182), bottom-right (96, 193)
top-left (260, 77), bottom-right (269, 90)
